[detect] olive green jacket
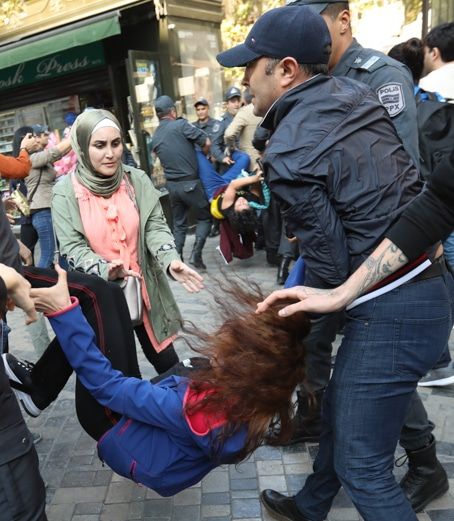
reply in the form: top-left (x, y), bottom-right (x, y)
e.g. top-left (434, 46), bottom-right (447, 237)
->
top-left (52, 167), bottom-right (182, 343)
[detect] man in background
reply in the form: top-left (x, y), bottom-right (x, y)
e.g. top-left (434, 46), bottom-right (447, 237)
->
top-left (224, 89), bottom-right (262, 171)
top-left (420, 21), bottom-right (454, 100)
top-left (152, 95), bottom-right (212, 269)
top-left (210, 86), bottom-right (243, 173)
top-left (193, 97), bottom-right (218, 141)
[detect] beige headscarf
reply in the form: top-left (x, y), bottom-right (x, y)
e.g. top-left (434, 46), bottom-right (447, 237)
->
top-left (70, 109), bottom-right (124, 197)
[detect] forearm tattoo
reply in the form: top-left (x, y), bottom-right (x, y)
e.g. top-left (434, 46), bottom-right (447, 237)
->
top-left (358, 243), bottom-right (407, 295)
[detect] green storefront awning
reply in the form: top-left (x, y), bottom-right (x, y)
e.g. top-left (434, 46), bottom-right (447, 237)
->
top-left (0, 14), bottom-right (121, 70)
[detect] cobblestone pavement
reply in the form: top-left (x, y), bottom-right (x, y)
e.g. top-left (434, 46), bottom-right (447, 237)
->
top-left (7, 236), bottom-right (454, 521)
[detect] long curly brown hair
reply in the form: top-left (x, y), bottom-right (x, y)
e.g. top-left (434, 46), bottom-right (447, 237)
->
top-left (182, 277), bottom-right (311, 463)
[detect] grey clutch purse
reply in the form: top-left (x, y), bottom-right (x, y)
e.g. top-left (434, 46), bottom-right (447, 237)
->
top-left (119, 276), bottom-right (143, 327)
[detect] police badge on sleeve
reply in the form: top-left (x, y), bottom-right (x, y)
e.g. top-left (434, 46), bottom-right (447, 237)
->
top-left (376, 83), bottom-right (405, 117)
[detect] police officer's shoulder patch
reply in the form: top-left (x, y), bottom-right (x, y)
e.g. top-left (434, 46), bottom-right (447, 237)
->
top-left (376, 82), bottom-right (405, 117)
top-left (212, 122), bottom-right (221, 133)
top-left (351, 53), bottom-right (386, 72)
top-left (359, 55), bottom-right (380, 70)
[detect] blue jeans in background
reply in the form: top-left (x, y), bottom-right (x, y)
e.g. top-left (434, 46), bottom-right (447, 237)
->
top-left (443, 232), bottom-right (454, 271)
top-left (295, 273), bottom-right (454, 521)
top-left (31, 209), bottom-right (55, 269)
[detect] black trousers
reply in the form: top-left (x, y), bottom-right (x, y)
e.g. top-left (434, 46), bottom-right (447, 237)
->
top-left (134, 323), bottom-right (179, 373)
top-left (0, 448), bottom-right (47, 521)
top-left (166, 179), bottom-right (211, 253)
top-left (20, 222), bottom-right (38, 263)
top-left (261, 195), bottom-right (282, 254)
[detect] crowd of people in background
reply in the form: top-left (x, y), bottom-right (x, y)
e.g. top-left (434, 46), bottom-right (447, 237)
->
top-left (1, 4), bottom-right (454, 521)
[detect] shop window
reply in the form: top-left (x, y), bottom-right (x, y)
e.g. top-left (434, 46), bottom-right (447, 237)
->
top-left (168, 18), bottom-right (223, 121)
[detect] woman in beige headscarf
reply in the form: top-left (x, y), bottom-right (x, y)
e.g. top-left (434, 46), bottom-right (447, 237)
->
top-left (52, 109), bottom-right (203, 374)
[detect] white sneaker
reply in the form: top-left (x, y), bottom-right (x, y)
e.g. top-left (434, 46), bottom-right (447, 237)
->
top-left (418, 364), bottom-right (454, 387)
top-left (2, 353), bottom-right (42, 417)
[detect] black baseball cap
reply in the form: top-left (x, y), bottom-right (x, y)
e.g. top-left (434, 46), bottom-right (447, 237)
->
top-left (194, 97), bottom-right (209, 107)
top-left (286, 0), bottom-right (347, 14)
top-left (224, 86), bottom-right (242, 101)
top-left (217, 6), bottom-right (331, 68)
top-left (154, 95), bottom-right (175, 116)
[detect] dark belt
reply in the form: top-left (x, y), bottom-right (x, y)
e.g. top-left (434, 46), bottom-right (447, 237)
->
top-left (166, 177), bottom-right (199, 184)
top-left (410, 255), bottom-right (447, 284)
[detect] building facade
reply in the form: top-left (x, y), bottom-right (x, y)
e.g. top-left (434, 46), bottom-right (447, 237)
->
top-left (0, 0), bottom-right (224, 180)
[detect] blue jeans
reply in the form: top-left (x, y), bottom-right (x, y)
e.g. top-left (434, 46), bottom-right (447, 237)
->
top-left (31, 209), bottom-right (55, 269)
top-left (296, 273), bottom-right (454, 521)
top-left (443, 232), bottom-right (454, 271)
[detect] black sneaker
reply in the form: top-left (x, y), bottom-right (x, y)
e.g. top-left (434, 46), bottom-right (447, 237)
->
top-left (2, 353), bottom-right (43, 417)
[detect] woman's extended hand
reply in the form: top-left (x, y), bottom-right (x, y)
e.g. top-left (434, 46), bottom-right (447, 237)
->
top-left (107, 260), bottom-right (140, 281)
top-left (31, 264), bottom-right (71, 314)
top-left (256, 285), bottom-right (348, 317)
top-left (0, 263), bottom-right (37, 324)
top-left (169, 260), bottom-right (204, 293)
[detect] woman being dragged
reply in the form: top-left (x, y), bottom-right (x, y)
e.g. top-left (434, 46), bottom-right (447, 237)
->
top-left (4, 266), bottom-right (310, 496)
top-left (197, 150), bottom-right (270, 262)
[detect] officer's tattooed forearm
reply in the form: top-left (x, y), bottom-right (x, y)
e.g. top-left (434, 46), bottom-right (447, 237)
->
top-left (355, 241), bottom-right (408, 296)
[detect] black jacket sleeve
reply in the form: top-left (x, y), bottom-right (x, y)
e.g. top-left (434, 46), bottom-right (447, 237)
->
top-left (266, 153), bottom-right (350, 288)
top-left (386, 150), bottom-right (454, 259)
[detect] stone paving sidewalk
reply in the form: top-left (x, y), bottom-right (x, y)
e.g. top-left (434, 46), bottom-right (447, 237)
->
top-left (6, 236), bottom-right (454, 521)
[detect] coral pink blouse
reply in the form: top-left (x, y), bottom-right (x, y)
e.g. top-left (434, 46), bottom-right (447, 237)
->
top-left (71, 174), bottom-right (173, 353)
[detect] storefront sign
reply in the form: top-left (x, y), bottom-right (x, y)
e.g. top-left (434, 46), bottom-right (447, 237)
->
top-left (0, 42), bottom-right (105, 92)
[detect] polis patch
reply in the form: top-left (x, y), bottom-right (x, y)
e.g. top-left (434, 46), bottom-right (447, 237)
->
top-left (376, 83), bottom-right (405, 117)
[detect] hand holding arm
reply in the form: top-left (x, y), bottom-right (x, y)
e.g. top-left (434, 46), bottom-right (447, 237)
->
top-left (256, 238), bottom-right (409, 316)
top-left (31, 264), bottom-right (71, 314)
top-left (0, 263), bottom-right (36, 323)
top-left (201, 137), bottom-right (211, 155)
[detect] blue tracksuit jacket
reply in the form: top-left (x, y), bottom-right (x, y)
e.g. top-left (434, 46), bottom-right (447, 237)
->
top-left (48, 299), bottom-right (247, 496)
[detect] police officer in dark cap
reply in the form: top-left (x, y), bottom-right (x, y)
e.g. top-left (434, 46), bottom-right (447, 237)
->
top-left (287, 0), bottom-right (419, 169)
top-left (217, 5), bottom-right (448, 521)
top-left (192, 97), bottom-right (218, 141)
top-left (151, 95), bottom-right (212, 270)
top-left (210, 86), bottom-right (243, 173)
top-left (278, 0), bottom-right (445, 513)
